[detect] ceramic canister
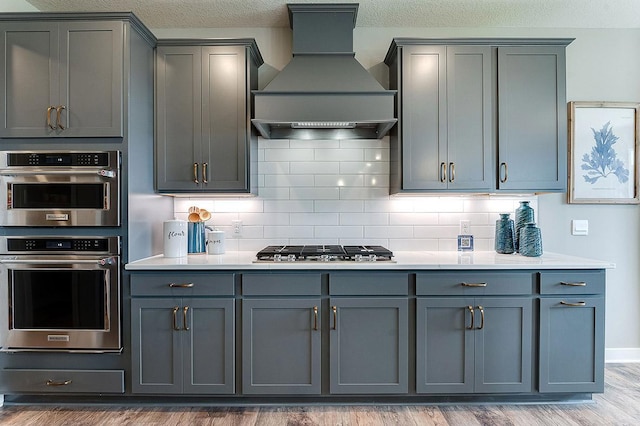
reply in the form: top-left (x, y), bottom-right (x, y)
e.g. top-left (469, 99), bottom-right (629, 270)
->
top-left (207, 230), bottom-right (225, 255)
top-left (163, 219), bottom-right (188, 257)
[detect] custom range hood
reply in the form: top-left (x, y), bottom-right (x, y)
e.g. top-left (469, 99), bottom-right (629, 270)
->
top-left (252, 3), bottom-right (397, 140)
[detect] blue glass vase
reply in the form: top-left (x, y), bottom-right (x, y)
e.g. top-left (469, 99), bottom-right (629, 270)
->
top-left (519, 222), bottom-right (543, 257)
top-left (515, 201), bottom-right (534, 252)
top-left (494, 213), bottom-right (515, 254)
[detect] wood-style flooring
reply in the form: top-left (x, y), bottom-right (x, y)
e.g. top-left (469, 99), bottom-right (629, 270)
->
top-left (1, 363), bottom-right (638, 425)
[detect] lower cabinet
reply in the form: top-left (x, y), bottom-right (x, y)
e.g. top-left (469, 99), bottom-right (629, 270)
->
top-left (330, 297), bottom-right (408, 394)
top-left (416, 297), bottom-right (533, 393)
top-left (242, 298), bottom-right (322, 394)
top-left (538, 270), bottom-right (605, 393)
top-left (131, 297), bottom-right (235, 394)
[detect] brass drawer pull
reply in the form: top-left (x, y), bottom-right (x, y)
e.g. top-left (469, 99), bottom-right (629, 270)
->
top-left (500, 162), bottom-right (508, 183)
top-left (449, 162), bottom-right (455, 182)
top-left (47, 106), bottom-right (56, 129)
top-left (461, 282), bottom-right (487, 287)
top-left (477, 305), bottom-right (485, 330)
top-left (440, 162), bottom-right (447, 183)
top-left (56, 105), bottom-right (66, 130)
top-left (172, 306), bottom-right (180, 330)
top-left (169, 283), bottom-right (194, 288)
top-left (193, 163), bottom-right (200, 184)
top-left (560, 301), bottom-right (586, 307)
top-left (561, 281), bottom-right (587, 287)
top-left (46, 379), bottom-right (72, 386)
top-left (202, 162), bottom-right (208, 184)
top-left (313, 306), bottom-right (318, 331)
top-left (466, 305), bottom-right (474, 330)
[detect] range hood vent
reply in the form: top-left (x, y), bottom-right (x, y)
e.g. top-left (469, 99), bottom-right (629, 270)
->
top-left (252, 3), bottom-right (397, 140)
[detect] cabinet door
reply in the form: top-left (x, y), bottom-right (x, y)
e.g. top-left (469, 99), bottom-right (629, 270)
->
top-left (131, 298), bottom-right (182, 394)
top-left (401, 45), bottom-right (447, 190)
top-left (58, 21), bottom-right (123, 137)
top-left (242, 298), bottom-right (321, 394)
top-left (539, 296), bottom-right (604, 393)
top-left (498, 46), bottom-right (567, 191)
top-left (474, 297), bottom-right (533, 393)
top-left (0, 22), bottom-right (58, 137)
top-left (201, 45), bottom-right (248, 191)
top-left (447, 46), bottom-right (493, 191)
top-left (416, 298), bottom-right (474, 393)
top-left (156, 46), bottom-right (203, 191)
top-left (183, 298), bottom-right (235, 394)
top-left (330, 298), bottom-right (408, 394)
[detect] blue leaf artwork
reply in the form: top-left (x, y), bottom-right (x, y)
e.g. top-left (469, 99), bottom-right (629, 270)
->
top-left (581, 121), bottom-right (629, 184)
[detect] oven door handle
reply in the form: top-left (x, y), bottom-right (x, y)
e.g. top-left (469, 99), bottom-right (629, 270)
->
top-left (0, 257), bottom-right (117, 266)
top-left (0, 169), bottom-right (117, 178)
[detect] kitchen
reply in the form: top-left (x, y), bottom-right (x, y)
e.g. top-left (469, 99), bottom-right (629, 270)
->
top-left (0, 0), bottom-right (638, 423)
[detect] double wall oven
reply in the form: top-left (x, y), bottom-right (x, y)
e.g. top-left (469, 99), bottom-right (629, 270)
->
top-left (0, 151), bottom-right (122, 352)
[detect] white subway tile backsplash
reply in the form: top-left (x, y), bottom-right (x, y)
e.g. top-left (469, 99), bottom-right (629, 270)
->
top-left (174, 138), bottom-right (539, 250)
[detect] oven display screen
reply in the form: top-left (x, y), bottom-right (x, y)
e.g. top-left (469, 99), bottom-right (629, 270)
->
top-left (10, 184), bottom-right (106, 209)
top-left (11, 270), bottom-right (106, 330)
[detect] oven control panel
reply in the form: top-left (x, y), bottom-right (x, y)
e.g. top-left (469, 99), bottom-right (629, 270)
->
top-left (0, 236), bottom-right (119, 255)
top-left (7, 152), bottom-right (111, 167)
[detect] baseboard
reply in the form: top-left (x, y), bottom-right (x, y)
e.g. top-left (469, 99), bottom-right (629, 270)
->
top-left (606, 348), bottom-right (640, 363)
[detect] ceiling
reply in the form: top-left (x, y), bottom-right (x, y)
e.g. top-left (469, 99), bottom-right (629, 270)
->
top-left (24, 0), bottom-right (640, 29)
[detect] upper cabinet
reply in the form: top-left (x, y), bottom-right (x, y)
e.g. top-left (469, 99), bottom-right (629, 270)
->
top-left (0, 19), bottom-right (125, 138)
top-left (497, 46), bottom-right (567, 191)
top-left (389, 44), bottom-right (492, 192)
top-left (155, 40), bottom-right (263, 194)
top-left (385, 38), bottom-right (572, 194)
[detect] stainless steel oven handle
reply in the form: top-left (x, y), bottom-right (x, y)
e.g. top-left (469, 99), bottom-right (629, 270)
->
top-left (0, 169), bottom-right (117, 178)
top-left (0, 257), bottom-right (117, 266)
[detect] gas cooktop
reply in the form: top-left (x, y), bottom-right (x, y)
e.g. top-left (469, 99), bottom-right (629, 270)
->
top-left (255, 245), bottom-right (394, 262)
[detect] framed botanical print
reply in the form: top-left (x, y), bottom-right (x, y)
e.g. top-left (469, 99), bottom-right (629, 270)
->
top-left (568, 101), bottom-right (640, 204)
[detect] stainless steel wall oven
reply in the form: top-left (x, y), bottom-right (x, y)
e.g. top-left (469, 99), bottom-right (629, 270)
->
top-left (0, 236), bottom-right (121, 352)
top-left (0, 151), bottom-right (120, 227)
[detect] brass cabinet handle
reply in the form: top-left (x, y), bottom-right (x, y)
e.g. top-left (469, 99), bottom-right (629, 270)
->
top-left (560, 301), bottom-right (586, 307)
top-left (183, 306), bottom-right (190, 331)
top-left (46, 379), bottom-right (72, 386)
top-left (332, 305), bottom-right (337, 330)
top-left (172, 306), bottom-right (180, 331)
top-left (202, 162), bottom-right (208, 184)
top-left (56, 105), bottom-right (66, 130)
top-left (47, 106), bottom-right (56, 129)
top-left (168, 282), bottom-right (194, 288)
top-left (440, 162), bottom-right (447, 183)
top-left (561, 281), bottom-right (587, 287)
top-left (477, 305), bottom-right (485, 330)
top-left (500, 162), bottom-right (508, 183)
top-left (461, 282), bottom-right (487, 287)
top-left (449, 162), bottom-right (455, 182)
top-left (313, 306), bottom-right (318, 331)
top-left (466, 305), bottom-right (475, 330)
top-left (193, 163), bottom-right (200, 184)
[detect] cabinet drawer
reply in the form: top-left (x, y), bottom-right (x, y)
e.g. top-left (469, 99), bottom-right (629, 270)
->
top-left (242, 274), bottom-right (321, 296)
top-left (330, 273), bottom-right (408, 295)
top-left (539, 270), bottom-right (605, 295)
top-left (131, 273), bottom-right (235, 296)
top-left (0, 369), bottom-right (124, 394)
top-left (416, 272), bottom-right (533, 295)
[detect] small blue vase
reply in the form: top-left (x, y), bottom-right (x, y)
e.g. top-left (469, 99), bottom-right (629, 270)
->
top-left (495, 213), bottom-right (515, 254)
top-left (187, 222), bottom-right (206, 253)
top-left (519, 222), bottom-right (543, 257)
top-left (515, 201), bottom-right (534, 252)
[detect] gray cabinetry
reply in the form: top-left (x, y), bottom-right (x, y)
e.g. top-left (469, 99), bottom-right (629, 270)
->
top-left (155, 40), bottom-right (262, 194)
top-left (539, 271), bottom-right (605, 393)
top-left (0, 20), bottom-right (124, 138)
top-left (387, 43), bottom-right (492, 192)
top-left (416, 272), bottom-right (533, 393)
top-left (130, 273), bottom-right (235, 394)
top-left (329, 272), bottom-right (409, 394)
top-left (497, 46), bottom-right (567, 191)
top-left (241, 274), bottom-right (322, 394)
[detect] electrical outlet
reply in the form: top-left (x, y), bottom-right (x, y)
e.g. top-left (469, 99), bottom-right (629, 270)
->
top-left (232, 220), bottom-right (243, 236)
top-left (460, 220), bottom-right (471, 235)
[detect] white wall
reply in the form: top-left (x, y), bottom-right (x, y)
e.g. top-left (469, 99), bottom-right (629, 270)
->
top-left (0, 0), bottom-right (36, 12)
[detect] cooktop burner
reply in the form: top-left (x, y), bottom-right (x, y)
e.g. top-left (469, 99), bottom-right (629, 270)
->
top-left (255, 245), bottom-right (394, 262)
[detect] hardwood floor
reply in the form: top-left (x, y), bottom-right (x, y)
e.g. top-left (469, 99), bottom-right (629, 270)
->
top-left (1, 363), bottom-right (638, 426)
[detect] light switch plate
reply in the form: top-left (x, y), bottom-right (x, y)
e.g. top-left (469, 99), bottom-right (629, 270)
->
top-left (572, 219), bottom-right (588, 236)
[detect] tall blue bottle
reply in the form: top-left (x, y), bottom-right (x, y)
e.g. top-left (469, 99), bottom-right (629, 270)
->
top-left (515, 201), bottom-right (534, 252)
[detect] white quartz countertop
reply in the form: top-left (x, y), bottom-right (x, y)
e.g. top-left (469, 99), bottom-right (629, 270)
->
top-left (125, 251), bottom-right (615, 270)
